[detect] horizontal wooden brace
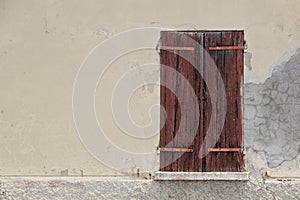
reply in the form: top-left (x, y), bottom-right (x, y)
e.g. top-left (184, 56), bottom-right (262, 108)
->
top-left (160, 46), bottom-right (195, 51)
top-left (208, 148), bottom-right (241, 152)
top-left (160, 46), bottom-right (244, 51)
top-left (160, 147), bottom-right (193, 153)
top-left (208, 46), bottom-right (244, 51)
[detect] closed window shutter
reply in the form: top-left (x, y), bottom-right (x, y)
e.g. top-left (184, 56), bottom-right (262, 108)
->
top-left (159, 31), bottom-right (244, 172)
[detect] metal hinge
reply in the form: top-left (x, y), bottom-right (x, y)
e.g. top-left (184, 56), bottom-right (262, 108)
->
top-left (160, 46), bottom-right (195, 51)
top-left (208, 46), bottom-right (244, 51)
top-left (159, 147), bottom-right (194, 153)
top-left (208, 148), bottom-right (241, 152)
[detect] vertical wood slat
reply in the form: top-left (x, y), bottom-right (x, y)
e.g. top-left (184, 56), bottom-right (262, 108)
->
top-left (220, 32), bottom-right (231, 171)
top-left (204, 32), bottom-right (221, 172)
top-left (215, 33), bottom-right (225, 171)
top-left (159, 32), bottom-right (166, 171)
top-left (221, 31), bottom-right (233, 171)
top-left (218, 32), bottom-right (226, 171)
top-left (228, 32), bottom-right (237, 171)
top-left (159, 32), bottom-right (178, 171)
top-left (170, 33), bottom-right (180, 172)
top-left (193, 33), bottom-right (204, 172)
top-left (201, 32), bottom-right (207, 171)
top-left (169, 32), bottom-right (197, 172)
top-left (232, 32), bottom-right (239, 171)
top-left (236, 31), bottom-right (244, 171)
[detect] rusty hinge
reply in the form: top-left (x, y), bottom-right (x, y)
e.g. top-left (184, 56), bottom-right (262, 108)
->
top-left (160, 46), bottom-right (195, 51)
top-left (208, 148), bottom-right (241, 152)
top-left (160, 147), bottom-right (193, 153)
top-left (208, 46), bottom-right (244, 51)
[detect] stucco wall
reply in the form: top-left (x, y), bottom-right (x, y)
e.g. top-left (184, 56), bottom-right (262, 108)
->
top-left (1, 0), bottom-right (300, 181)
top-left (244, 48), bottom-right (300, 182)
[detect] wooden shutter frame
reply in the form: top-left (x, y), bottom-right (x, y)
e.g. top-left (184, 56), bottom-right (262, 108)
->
top-left (159, 30), bottom-right (244, 172)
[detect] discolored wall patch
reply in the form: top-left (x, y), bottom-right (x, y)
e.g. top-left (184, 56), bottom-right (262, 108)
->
top-left (244, 48), bottom-right (300, 174)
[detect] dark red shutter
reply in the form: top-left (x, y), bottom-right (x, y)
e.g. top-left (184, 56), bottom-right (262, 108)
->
top-left (159, 30), bottom-right (244, 172)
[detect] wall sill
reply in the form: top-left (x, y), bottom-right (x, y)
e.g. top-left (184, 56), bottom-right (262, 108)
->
top-left (154, 171), bottom-right (249, 181)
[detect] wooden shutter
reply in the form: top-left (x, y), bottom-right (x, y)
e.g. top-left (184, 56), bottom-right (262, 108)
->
top-left (159, 30), bottom-right (244, 172)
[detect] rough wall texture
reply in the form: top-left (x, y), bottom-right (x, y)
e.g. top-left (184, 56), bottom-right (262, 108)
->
top-left (244, 48), bottom-right (300, 179)
top-left (1, 0), bottom-right (300, 176)
top-left (0, 177), bottom-right (299, 200)
top-left (1, 1), bottom-right (300, 198)
top-left (1, 49), bottom-right (300, 200)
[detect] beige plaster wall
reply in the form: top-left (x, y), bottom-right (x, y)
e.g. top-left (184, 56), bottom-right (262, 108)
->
top-left (0, 0), bottom-right (300, 175)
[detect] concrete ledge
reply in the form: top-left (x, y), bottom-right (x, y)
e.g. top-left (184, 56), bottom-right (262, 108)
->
top-left (154, 171), bottom-right (249, 181)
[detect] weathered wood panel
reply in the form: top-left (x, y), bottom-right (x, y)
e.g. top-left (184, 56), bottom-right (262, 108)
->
top-left (160, 30), bottom-right (244, 172)
top-left (160, 32), bottom-right (178, 171)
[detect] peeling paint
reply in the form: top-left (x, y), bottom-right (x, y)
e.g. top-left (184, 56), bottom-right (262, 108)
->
top-left (244, 47), bottom-right (300, 173)
top-left (96, 28), bottom-right (108, 36)
top-left (245, 52), bottom-right (252, 71)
